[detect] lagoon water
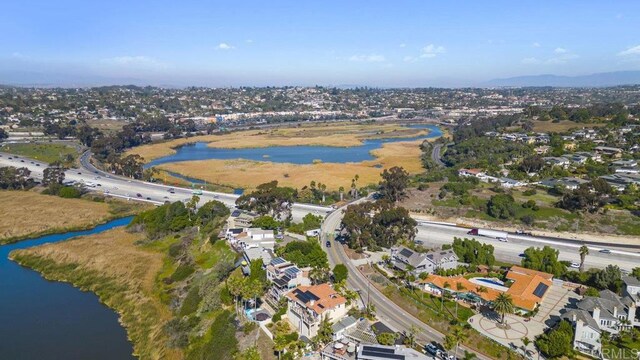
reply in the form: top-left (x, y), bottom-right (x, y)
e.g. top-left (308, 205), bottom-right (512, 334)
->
top-left (146, 124), bottom-right (442, 167)
top-left (0, 217), bottom-right (135, 360)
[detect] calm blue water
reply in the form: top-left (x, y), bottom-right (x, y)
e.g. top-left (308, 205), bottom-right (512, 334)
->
top-left (476, 278), bottom-right (504, 286)
top-left (0, 217), bottom-right (136, 360)
top-left (146, 124), bottom-right (442, 167)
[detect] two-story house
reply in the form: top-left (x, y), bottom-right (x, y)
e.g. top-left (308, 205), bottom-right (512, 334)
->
top-left (286, 283), bottom-right (348, 338)
top-left (391, 246), bottom-right (459, 275)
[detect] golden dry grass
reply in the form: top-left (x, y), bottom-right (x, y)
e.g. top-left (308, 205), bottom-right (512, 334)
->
top-left (0, 191), bottom-right (114, 243)
top-left (11, 228), bottom-right (182, 360)
top-left (127, 122), bottom-right (427, 161)
top-left (158, 139), bottom-right (425, 191)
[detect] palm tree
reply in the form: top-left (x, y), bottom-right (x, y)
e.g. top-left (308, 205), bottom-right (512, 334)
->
top-left (453, 282), bottom-right (465, 318)
top-left (450, 326), bottom-right (468, 359)
top-left (339, 186), bottom-right (345, 201)
top-left (405, 324), bottom-right (421, 348)
top-left (579, 245), bottom-right (589, 272)
top-left (441, 281), bottom-right (451, 311)
top-left (493, 293), bottom-right (515, 325)
top-left (226, 275), bottom-right (244, 314)
top-left (521, 336), bottom-right (532, 358)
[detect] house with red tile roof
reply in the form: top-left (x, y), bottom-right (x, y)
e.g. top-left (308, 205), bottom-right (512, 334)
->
top-left (285, 283), bottom-right (349, 338)
top-left (419, 265), bottom-right (553, 313)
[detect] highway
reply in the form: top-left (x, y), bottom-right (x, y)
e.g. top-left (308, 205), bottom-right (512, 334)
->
top-left (415, 222), bottom-right (640, 272)
top-left (0, 151), bottom-right (331, 222)
top-left (321, 200), bottom-right (491, 360)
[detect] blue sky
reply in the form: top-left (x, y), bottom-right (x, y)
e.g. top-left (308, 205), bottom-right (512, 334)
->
top-left (2, 0), bottom-right (640, 86)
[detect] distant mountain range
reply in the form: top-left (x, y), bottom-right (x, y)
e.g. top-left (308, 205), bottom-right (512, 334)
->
top-left (484, 71), bottom-right (640, 88)
top-left (3, 70), bottom-right (640, 89)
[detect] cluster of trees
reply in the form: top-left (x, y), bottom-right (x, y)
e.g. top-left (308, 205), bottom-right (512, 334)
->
top-left (0, 166), bottom-right (35, 189)
top-left (341, 200), bottom-right (417, 250)
top-left (486, 194), bottom-right (518, 220)
top-left (131, 199), bottom-right (229, 239)
top-left (443, 137), bottom-right (533, 171)
top-left (236, 181), bottom-right (296, 220)
top-left (451, 237), bottom-right (496, 267)
top-left (557, 179), bottom-right (612, 213)
top-left (564, 265), bottom-right (625, 294)
top-left (521, 246), bottom-right (567, 277)
top-left (41, 163), bottom-right (82, 198)
top-left (535, 320), bottom-right (574, 358)
top-left (276, 239), bottom-right (328, 270)
top-left (525, 103), bottom-right (631, 124)
top-left (452, 114), bottom-right (522, 142)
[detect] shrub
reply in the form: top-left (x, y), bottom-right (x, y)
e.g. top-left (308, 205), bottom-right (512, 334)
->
top-left (58, 186), bottom-right (81, 198)
top-left (179, 285), bottom-right (202, 317)
top-left (171, 263), bottom-right (195, 282)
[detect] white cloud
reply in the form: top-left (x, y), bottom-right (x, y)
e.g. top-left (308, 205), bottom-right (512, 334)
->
top-left (399, 43), bottom-right (406, 48)
top-left (10, 52), bottom-right (30, 60)
top-left (420, 44), bottom-right (445, 58)
top-left (532, 42), bottom-right (541, 48)
top-left (403, 56), bottom-right (417, 63)
top-left (618, 45), bottom-right (640, 56)
top-left (100, 56), bottom-right (167, 70)
top-left (348, 54), bottom-right (386, 62)
top-left (216, 42), bottom-right (235, 50)
top-left (521, 57), bottom-right (540, 65)
top-left (245, 39), bottom-right (254, 44)
top-left (521, 48), bottom-right (578, 65)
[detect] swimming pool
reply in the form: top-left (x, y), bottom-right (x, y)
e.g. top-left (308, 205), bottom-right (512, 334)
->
top-left (469, 277), bottom-right (510, 292)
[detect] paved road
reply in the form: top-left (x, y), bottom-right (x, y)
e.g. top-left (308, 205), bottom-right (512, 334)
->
top-left (321, 200), bottom-right (491, 360)
top-left (0, 152), bottom-right (331, 222)
top-left (415, 223), bottom-right (640, 272)
top-left (431, 143), bottom-right (446, 167)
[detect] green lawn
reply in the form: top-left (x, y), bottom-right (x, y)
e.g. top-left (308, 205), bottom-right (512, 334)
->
top-left (1, 143), bottom-right (78, 164)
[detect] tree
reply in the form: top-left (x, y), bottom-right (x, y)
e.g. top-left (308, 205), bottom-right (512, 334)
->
top-left (332, 264), bottom-right (348, 283)
top-left (226, 274), bottom-right (245, 315)
top-left (313, 316), bottom-right (333, 347)
top-left (252, 215), bottom-right (280, 230)
top-left (234, 346), bottom-right (261, 360)
top-left (593, 265), bottom-right (622, 291)
top-left (445, 326), bottom-right (467, 359)
top-left (632, 267), bottom-right (640, 280)
top-left (492, 293), bottom-right (514, 325)
top-left (379, 166), bottom-right (410, 202)
top-left (487, 194), bottom-right (517, 219)
top-left (42, 163), bottom-right (65, 187)
top-left (521, 246), bottom-right (566, 277)
top-left (579, 245), bottom-right (589, 272)
top-left (187, 195), bottom-right (200, 221)
top-left (236, 181), bottom-right (296, 219)
top-left (535, 320), bottom-right (574, 358)
top-left (521, 336), bottom-right (531, 357)
top-left (376, 332), bottom-right (397, 346)
top-left (452, 237), bottom-right (495, 266)
top-left (404, 324), bottom-right (421, 348)
top-left (519, 155), bottom-right (544, 174)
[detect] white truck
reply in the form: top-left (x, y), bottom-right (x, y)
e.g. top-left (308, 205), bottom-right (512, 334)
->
top-left (467, 228), bottom-right (508, 242)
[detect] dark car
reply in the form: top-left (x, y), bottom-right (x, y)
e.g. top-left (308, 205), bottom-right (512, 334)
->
top-left (599, 249), bottom-right (611, 254)
top-left (326, 241), bottom-right (332, 248)
top-left (136, 193), bottom-right (142, 198)
top-left (425, 343), bottom-right (439, 356)
top-left (35, 163), bottom-right (40, 166)
top-left (146, 197), bottom-right (152, 200)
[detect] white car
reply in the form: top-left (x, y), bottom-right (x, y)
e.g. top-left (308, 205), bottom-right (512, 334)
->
top-left (570, 262), bottom-right (580, 269)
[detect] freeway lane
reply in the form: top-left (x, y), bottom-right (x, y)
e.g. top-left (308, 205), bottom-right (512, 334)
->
top-left (0, 152), bottom-right (331, 222)
top-left (416, 223), bottom-right (640, 272)
top-left (321, 201), bottom-right (491, 360)
top-left (3, 151), bottom-right (638, 267)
